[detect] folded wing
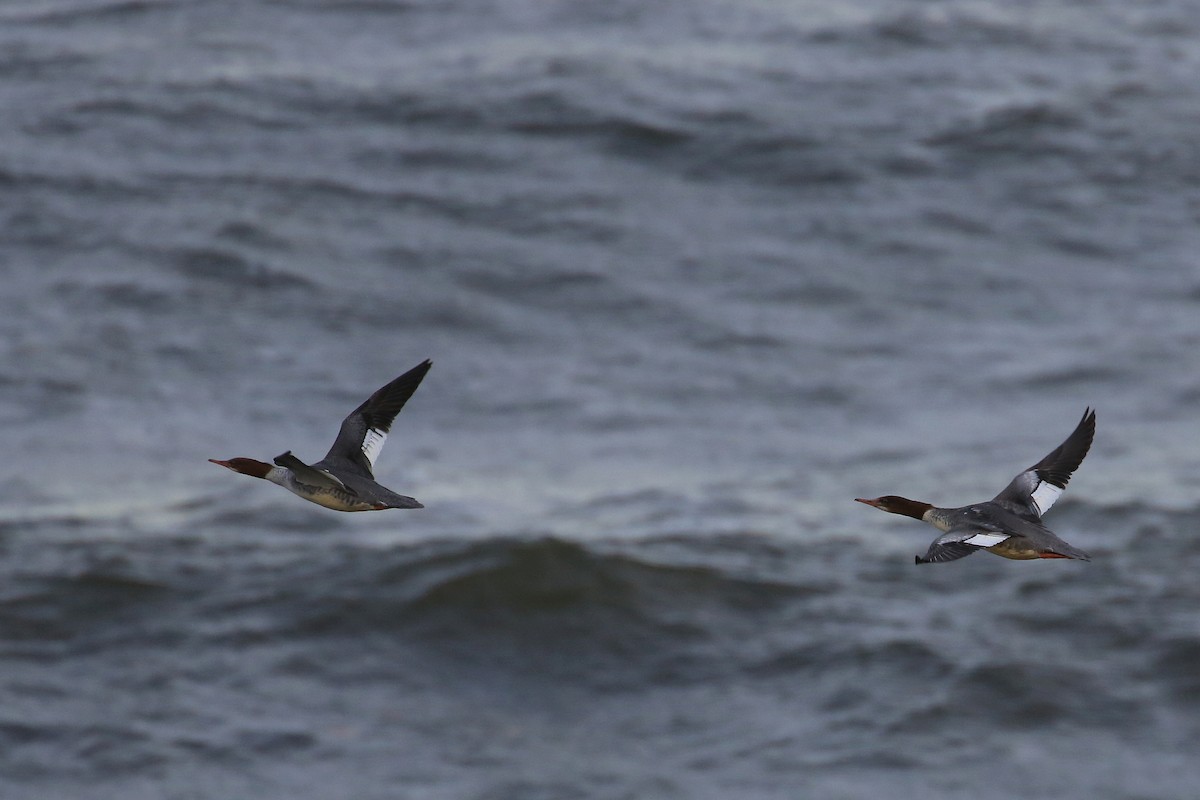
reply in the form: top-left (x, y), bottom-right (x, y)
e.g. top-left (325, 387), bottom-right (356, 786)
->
top-left (274, 451), bottom-right (356, 495)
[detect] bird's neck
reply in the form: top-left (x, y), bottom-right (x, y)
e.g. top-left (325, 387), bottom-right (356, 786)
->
top-left (890, 497), bottom-right (934, 520)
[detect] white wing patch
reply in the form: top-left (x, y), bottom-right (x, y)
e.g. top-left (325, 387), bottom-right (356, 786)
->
top-left (1029, 480), bottom-right (1064, 516)
top-left (361, 428), bottom-right (388, 469)
top-left (962, 532), bottom-right (1010, 548)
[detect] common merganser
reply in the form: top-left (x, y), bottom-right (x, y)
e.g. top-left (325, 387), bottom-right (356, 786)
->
top-left (209, 360), bottom-right (432, 512)
top-left (856, 408), bottom-right (1095, 564)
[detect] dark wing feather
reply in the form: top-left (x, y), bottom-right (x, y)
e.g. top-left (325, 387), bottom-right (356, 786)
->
top-left (320, 360), bottom-right (432, 478)
top-left (915, 521), bottom-right (1013, 564)
top-left (915, 537), bottom-right (980, 564)
top-left (992, 408), bottom-right (1095, 521)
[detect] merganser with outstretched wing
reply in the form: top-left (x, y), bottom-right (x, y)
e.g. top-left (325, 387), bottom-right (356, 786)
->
top-left (209, 360), bottom-right (432, 512)
top-left (856, 408), bottom-right (1095, 564)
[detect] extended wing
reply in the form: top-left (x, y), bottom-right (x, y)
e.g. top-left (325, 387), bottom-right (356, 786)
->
top-left (991, 408), bottom-right (1095, 522)
top-left (320, 359), bottom-right (432, 478)
top-left (916, 527), bottom-right (1012, 564)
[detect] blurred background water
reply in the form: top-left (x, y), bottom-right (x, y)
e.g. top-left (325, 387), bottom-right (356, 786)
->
top-left (2, 1), bottom-right (1200, 798)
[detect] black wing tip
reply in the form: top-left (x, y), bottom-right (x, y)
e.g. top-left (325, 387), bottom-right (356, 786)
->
top-left (1033, 406), bottom-right (1097, 488)
top-left (1075, 406), bottom-right (1097, 441)
top-left (355, 359), bottom-right (434, 430)
top-left (273, 450), bottom-right (294, 466)
top-left (391, 358), bottom-right (433, 386)
top-left (369, 359), bottom-right (433, 397)
top-left (1071, 404), bottom-right (1097, 450)
top-left (915, 555), bottom-right (928, 565)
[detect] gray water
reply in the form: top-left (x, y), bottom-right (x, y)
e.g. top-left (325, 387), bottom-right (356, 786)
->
top-left (2, 1), bottom-right (1200, 798)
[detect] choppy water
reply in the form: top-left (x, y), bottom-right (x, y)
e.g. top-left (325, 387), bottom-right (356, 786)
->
top-left (3, 1), bottom-right (1200, 798)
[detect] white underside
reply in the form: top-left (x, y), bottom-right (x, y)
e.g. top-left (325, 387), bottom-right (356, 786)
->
top-left (268, 466), bottom-right (373, 511)
top-left (295, 489), bottom-right (373, 511)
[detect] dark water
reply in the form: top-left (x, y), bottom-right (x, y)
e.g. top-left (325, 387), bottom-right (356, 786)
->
top-left (3, 1), bottom-right (1200, 798)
